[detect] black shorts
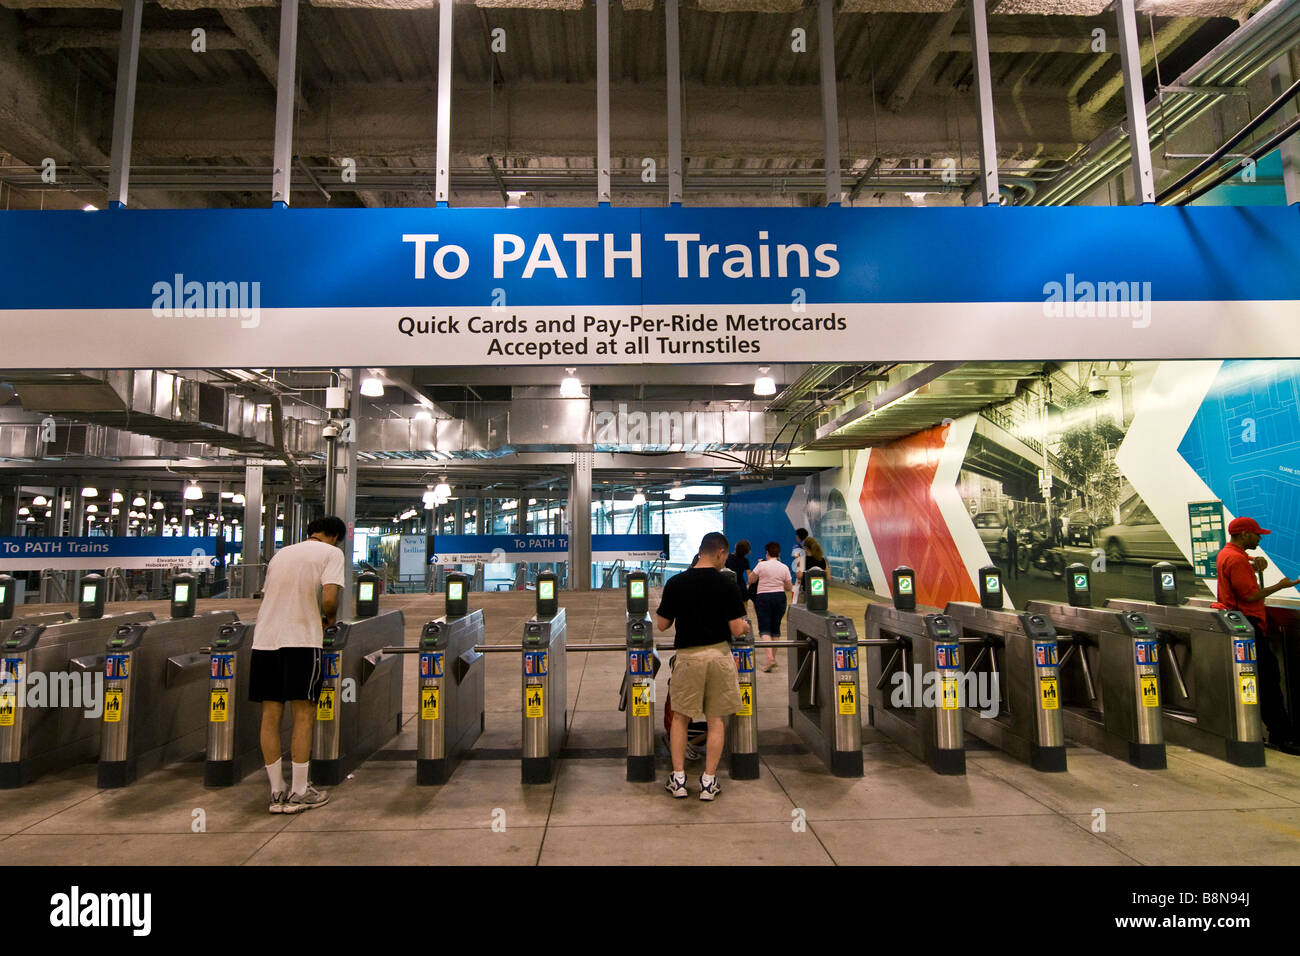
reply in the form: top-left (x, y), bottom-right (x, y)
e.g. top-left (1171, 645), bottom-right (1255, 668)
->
top-left (249, 647), bottom-right (324, 703)
top-left (754, 592), bottom-right (788, 637)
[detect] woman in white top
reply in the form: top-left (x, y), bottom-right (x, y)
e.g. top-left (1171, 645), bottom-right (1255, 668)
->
top-left (748, 541), bottom-right (794, 672)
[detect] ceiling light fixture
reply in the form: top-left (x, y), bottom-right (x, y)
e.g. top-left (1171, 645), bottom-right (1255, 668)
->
top-left (81, 487), bottom-right (98, 498)
top-left (184, 482), bottom-right (202, 500)
top-left (31, 495), bottom-right (48, 507)
top-left (111, 491), bottom-right (124, 503)
top-left (132, 496), bottom-right (146, 507)
top-left (631, 489), bottom-right (646, 507)
top-left (753, 367), bottom-right (776, 397)
top-left (361, 376), bottom-right (385, 397)
top-left (559, 368), bottom-right (584, 398)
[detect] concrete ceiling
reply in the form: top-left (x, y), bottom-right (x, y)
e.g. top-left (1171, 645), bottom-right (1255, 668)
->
top-left (0, 0), bottom-right (1265, 210)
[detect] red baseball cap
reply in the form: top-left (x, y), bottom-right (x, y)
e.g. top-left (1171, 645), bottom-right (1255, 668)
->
top-left (1228, 517), bottom-right (1270, 536)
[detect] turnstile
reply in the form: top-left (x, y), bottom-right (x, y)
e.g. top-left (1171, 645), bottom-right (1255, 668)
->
top-left (521, 608), bottom-right (567, 784)
top-left (98, 610), bottom-right (241, 788)
top-left (203, 620), bottom-right (283, 787)
top-left (944, 602), bottom-right (1067, 772)
top-left (0, 610), bottom-right (156, 788)
top-left (1026, 601), bottom-right (1165, 769)
top-left (311, 609), bottom-right (406, 785)
top-left (415, 609), bottom-right (485, 785)
top-left (1106, 598), bottom-right (1263, 766)
top-left (1, 610), bottom-right (72, 642)
top-left (787, 604), bottom-right (863, 777)
top-left (864, 603), bottom-right (966, 775)
top-left (625, 615), bottom-right (657, 781)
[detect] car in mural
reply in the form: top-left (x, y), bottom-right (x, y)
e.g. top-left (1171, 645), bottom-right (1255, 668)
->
top-left (1064, 509), bottom-right (1096, 547)
top-left (973, 511), bottom-right (1009, 559)
top-left (1097, 495), bottom-right (1186, 564)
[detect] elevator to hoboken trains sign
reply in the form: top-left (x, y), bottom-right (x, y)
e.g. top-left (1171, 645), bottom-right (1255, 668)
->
top-left (1, 206), bottom-right (1298, 367)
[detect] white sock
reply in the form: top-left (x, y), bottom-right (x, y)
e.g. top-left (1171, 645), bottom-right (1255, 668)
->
top-left (291, 761), bottom-right (309, 796)
top-left (701, 773), bottom-right (716, 786)
top-left (670, 770), bottom-right (685, 782)
top-left (265, 759), bottom-right (285, 795)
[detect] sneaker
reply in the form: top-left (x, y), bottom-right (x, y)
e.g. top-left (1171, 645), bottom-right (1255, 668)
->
top-left (665, 773), bottom-right (688, 799)
top-left (699, 776), bottom-right (722, 802)
top-left (268, 791), bottom-right (288, 814)
top-left (284, 784), bottom-right (329, 813)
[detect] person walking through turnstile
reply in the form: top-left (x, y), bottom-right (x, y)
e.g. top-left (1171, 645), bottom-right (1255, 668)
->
top-left (655, 532), bottom-right (750, 801)
top-left (250, 515), bottom-right (347, 813)
top-left (750, 542), bottom-right (793, 672)
top-left (1216, 517), bottom-right (1300, 755)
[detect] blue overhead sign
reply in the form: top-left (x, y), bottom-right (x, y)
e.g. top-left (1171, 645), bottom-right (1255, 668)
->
top-left (1, 206), bottom-right (1297, 366)
top-left (430, 534), bottom-right (668, 563)
top-left (0, 536), bottom-right (224, 571)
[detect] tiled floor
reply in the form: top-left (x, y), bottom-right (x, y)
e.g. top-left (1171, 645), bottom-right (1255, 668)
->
top-left (6, 587), bottom-right (1300, 865)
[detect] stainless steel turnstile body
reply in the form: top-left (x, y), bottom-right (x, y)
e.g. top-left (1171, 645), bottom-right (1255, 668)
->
top-left (864, 603), bottom-right (966, 775)
top-left (98, 610), bottom-right (241, 788)
top-left (1105, 599), bottom-right (1263, 766)
top-left (521, 609), bottom-right (567, 784)
top-left (415, 610), bottom-right (485, 785)
top-left (944, 603), bottom-right (1067, 772)
top-left (0, 611), bottom-right (156, 788)
top-left (311, 609), bottom-right (406, 785)
top-left (1025, 601), bottom-right (1165, 769)
top-left (787, 605), bottom-right (863, 777)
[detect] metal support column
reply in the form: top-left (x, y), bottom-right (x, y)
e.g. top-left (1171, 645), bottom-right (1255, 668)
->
top-left (435, 0), bottom-right (454, 206)
top-left (243, 466), bottom-right (263, 596)
top-left (966, 0), bottom-right (1000, 205)
top-left (262, 492), bottom-right (277, 570)
top-left (332, 372), bottom-right (360, 619)
top-left (1271, 55), bottom-right (1300, 204)
top-left (271, 0), bottom-right (301, 207)
top-left (597, 0), bottom-right (611, 205)
top-left (516, 496), bottom-right (528, 535)
top-left (107, 0), bottom-right (143, 209)
top-left (818, 0), bottom-right (842, 206)
top-left (69, 485), bottom-right (84, 598)
top-left (1114, 0), bottom-right (1155, 203)
top-left (665, 0), bottom-right (683, 206)
top-left (568, 454), bottom-right (593, 591)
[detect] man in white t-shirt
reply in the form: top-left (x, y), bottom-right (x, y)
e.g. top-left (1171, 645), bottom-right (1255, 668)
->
top-left (250, 515), bottom-right (347, 814)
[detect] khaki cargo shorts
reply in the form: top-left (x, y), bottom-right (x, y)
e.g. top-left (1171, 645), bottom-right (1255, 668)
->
top-left (671, 642), bottom-right (743, 720)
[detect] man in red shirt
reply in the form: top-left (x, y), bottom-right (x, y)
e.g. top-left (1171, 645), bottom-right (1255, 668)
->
top-left (1216, 516), bottom-right (1300, 754)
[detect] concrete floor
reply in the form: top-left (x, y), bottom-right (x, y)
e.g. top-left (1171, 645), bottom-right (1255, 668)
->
top-left (5, 586), bottom-right (1300, 866)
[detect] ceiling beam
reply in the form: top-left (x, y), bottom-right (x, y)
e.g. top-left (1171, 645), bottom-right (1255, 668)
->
top-left (218, 8), bottom-right (311, 116)
top-left (23, 26), bottom-right (243, 55)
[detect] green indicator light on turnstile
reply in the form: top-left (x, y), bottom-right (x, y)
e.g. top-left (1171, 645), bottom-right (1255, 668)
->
top-left (82, 584), bottom-right (96, 602)
top-left (985, 575), bottom-right (999, 593)
top-left (1073, 574), bottom-right (1087, 590)
top-left (358, 582), bottom-right (375, 603)
top-left (539, 580), bottom-right (554, 600)
top-left (111, 639), bottom-right (124, 647)
top-left (810, 578), bottom-right (825, 595)
top-left (0, 585), bottom-right (6, 603)
top-left (174, 583), bottom-right (190, 603)
top-left (448, 581), bottom-right (463, 601)
top-left (897, 578), bottom-right (912, 593)
top-left (630, 580), bottom-right (645, 599)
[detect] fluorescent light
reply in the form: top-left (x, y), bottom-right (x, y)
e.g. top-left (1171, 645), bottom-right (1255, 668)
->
top-left (43, 510), bottom-right (51, 518)
top-left (753, 366), bottom-right (776, 397)
top-left (220, 491), bottom-right (234, 499)
top-left (111, 491), bottom-right (124, 503)
top-left (62, 500), bottom-right (71, 509)
top-left (184, 508), bottom-right (194, 516)
top-left (152, 500), bottom-right (165, 510)
top-left (83, 204), bottom-right (98, 211)
top-left (669, 484), bottom-right (686, 501)
top-left (170, 516), bottom-right (179, 524)
top-left (86, 504), bottom-right (98, 513)
top-left (361, 377), bottom-right (385, 397)
top-left (632, 489), bottom-right (646, 506)
top-left (559, 368), bottom-right (584, 398)
top-left (184, 482), bottom-right (202, 500)
top-left (130, 519), bottom-right (140, 528)
top-left (434, 479), bottom-right (451, 498)
top-left (81, 487), bottom-right (98, 498)
top-left (132, 496), bottom-right (146, 507)
top-left (18, 507), bottom-right (30, 516)
top-left (110, 508), bottom-right (120, 516)
top-left (25, 516), bottom-right (34, 524)
top-left (687, 485), bottom-right (725, 496)
top-left (31, 495), bottom-right (47, 507)
top-left (232, 494), bottom-right (246, 505)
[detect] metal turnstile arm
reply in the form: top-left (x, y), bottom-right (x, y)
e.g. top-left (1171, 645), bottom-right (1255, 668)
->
top-left (166, 652), bottom-right (210, 687)
top-left (69, 654), bottom-right (105, 672)
top-left (1162, 636), bottom-right (1191, 699)
top-left (875, 647), bottom-right (902, 691)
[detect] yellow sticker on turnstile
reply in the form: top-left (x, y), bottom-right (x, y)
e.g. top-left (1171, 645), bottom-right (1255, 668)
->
top-left (316, 687), bottom-right (335, 722)
top-left (0, 692), bottom-right (14, 727)
top-left (104, 689), bottom-right (122, 722)
top-left (1240, 674), bottom-right (1258, 705)
top-left (631, 682), bottom-right (651, 718)
top-left (209, 689), bottom-right (229, 723)
top-left (526, 685), bottom-right (544, 719)
top-left (837, 681), bottom-right (856, 715)
top-left (737, 682), bottom-right (753, 717)
top-left (1039, 677), bottom-right (1059, 710)
top-left (1140, 675), bottom-right (1160, 708)
top-left (941, 678), bottom-right (959, 711)
top-left (421, 687), bottom-right (440, 720)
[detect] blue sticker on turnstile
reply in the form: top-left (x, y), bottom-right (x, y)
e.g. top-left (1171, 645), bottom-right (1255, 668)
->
top-left (732, 647), bottom-right (754, 674)
top-left (1134, 641), bottom-right (1159, 665)
top-left (0, 658), bottom-right (21, 683)
top-left (1033, 643), bottom-right (1057, 668)
top-left (209, 654), bottom-right (234, 679)
top-left (105, 654), bottom-right (130, 679)
top-left (1233, 639), bottom-right (1256, 663)
top-left (524, 651), bottom-right (548, 676)
top-left (628, 650), bottom-right (654, 677)
top-left (323, 652), bottom-right (340, 679)
top-left (935, 644), bottom-right (960, 670)
top-left (420, 652), bottom-right (444, 678)
top-left (833, 647), bottom-right (857, 672)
